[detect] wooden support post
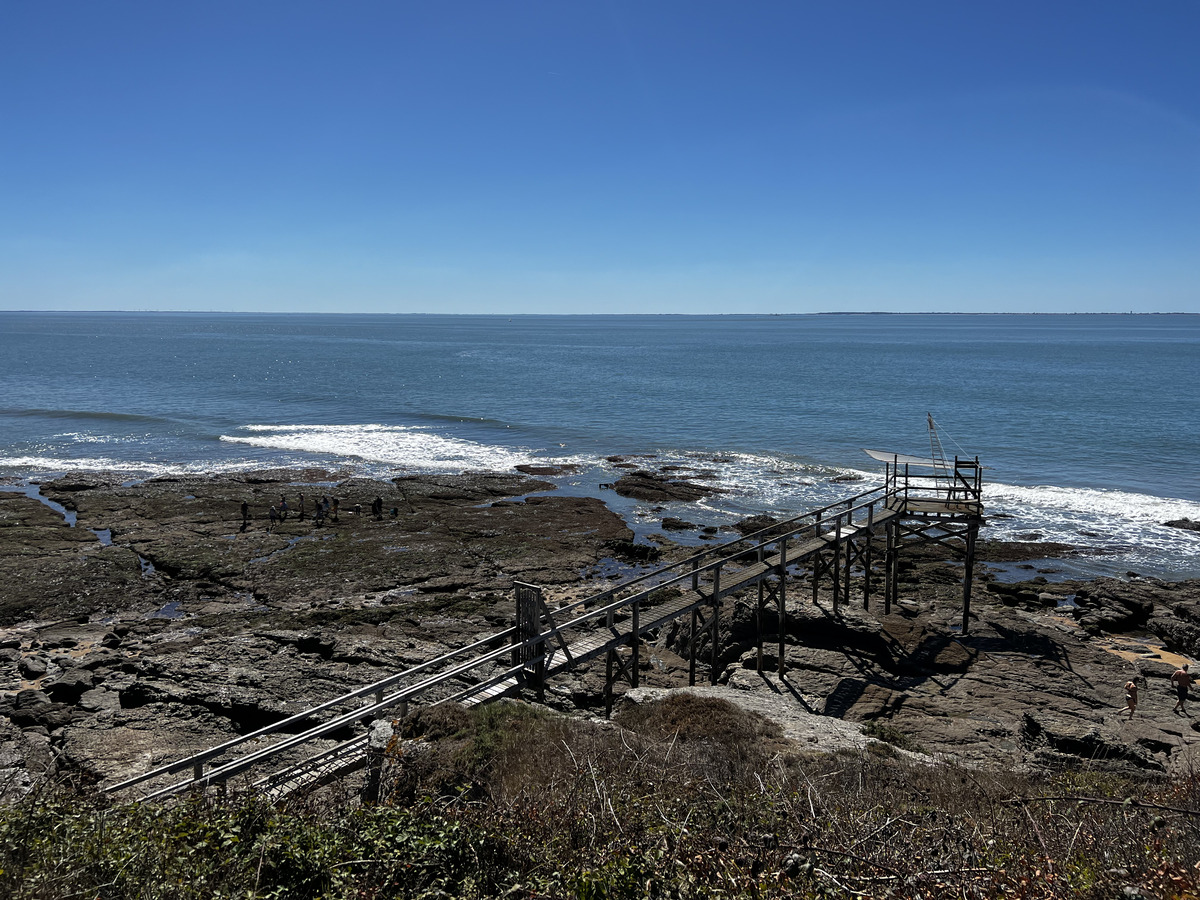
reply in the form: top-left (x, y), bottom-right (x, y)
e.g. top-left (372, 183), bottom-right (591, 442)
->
top-left (778, 537), bottom-right (787, 678)
top-left (755, 580), bottom-right (765, 672)
top-left (843, 529), bottom-right (853, 607)
top-left (885, 519), bottom-right (895, 615)
top-left (605, 607), bottom-right (615, 716)
top-left (689, 608), bottom-right (698, 687)
top-left (962, 520), bottom-right (978, 635)
top-left (631, 601), bottom-right (640, 689)
top-left (813, 550), bottom-right (821, 606)
top-left (863, 506), bottom-right (874, 610)
top-left (832, 521), bottom-right (842, 615)
top-left (605, 648), bottom-right (614, 717)
top-left (710, 565), bottom-right (721, 686)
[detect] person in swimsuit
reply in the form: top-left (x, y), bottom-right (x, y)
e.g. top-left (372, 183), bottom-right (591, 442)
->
top-left (1172, 664), bottom-right (1192, 714)
top-left (1124, 679), bottom-right (1137, 719)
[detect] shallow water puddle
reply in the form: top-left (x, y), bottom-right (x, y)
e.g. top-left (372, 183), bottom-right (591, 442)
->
top-left (1099, 633), bottom-right (1193, 669)
top-left (0, 483), bottom-right (77, 526)
top-left (249, 532), bottom-right (335, 564)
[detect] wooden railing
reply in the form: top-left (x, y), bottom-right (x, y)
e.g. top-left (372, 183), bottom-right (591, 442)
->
top-left (108, 470), bottom-right (985, 801)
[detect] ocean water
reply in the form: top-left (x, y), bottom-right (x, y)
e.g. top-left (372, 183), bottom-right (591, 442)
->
top-left (1, 311), bottom-right (1197, 580)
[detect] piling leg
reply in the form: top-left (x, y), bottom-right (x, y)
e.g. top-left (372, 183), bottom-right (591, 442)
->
top-left (777, 535), bottom-right (788, 677)
top-left (885, 520), bottom-right (896, 615)
top-left (863, 524), bottom-right (873, 610)
top-left (689, 609), bottom-right (698, 687)
top-left (843, 533), bottom-right (853, 607)
top-left (832, 531), bottom-right (842, 615)
top-left (605, 648), bottom-right (614, 717)
top-left (962, 521), bottom-right (979, 635)
top-left (756, 581), bottom-right (765, 672)
top-left (813, 551), bottom-right (821, 606)
top-left (778, 573), bottom-right (787, 678)
top-left (710, 567), bottom-right (721, 686)
top-left (631, 602), bottom-right (640, 689)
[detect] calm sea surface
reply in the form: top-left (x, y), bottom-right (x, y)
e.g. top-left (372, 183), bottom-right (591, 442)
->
top-left (2, 312), bottom-right (1197, 579)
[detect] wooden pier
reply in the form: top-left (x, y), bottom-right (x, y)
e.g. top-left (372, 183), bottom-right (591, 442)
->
top-left (106, 452), bottom-right (983, 802)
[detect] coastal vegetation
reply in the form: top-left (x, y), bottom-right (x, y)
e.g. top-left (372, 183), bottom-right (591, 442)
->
top-left (2, 697), bottom-right (1197, 899)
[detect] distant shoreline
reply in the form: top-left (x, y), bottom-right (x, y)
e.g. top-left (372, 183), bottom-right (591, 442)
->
top-left (1, 309), bottom-right (1196, 318)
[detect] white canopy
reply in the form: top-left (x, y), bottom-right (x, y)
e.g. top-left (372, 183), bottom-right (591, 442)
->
top-left (862, 448), bottom-right (948, 468)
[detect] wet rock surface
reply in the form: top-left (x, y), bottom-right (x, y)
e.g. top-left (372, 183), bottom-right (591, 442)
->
top-left (1, 470), bottom-right (1199, 798)
top-left (612, 470), bottom-right (722, 503)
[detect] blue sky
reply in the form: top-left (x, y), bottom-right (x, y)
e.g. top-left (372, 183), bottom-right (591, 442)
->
top-left (2, 2), bottom-right (1197, 314)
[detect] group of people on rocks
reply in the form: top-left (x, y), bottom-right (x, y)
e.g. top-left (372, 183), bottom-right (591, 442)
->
top-left (1123, 664), bottom-right (1193, 719)
top-left (237, 492), bottom-right (406, 532)
top-left (236, 492), bottom-right (377, 533)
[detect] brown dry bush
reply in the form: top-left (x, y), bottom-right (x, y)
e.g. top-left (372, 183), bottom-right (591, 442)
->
top-left (374, 697), bottom-right (1200, 899)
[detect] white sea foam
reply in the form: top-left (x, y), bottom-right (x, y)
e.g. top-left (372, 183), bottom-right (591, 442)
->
top-left (0, 455), bottom-right (261, 477)
top-left (221, 423), bottom-right (540, 473)
top-left (986, 482), bottom-right (1200, 525)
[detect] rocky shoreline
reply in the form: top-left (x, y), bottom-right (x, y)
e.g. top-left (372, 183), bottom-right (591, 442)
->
top-left (2, 468), bottom-right (1199, 799)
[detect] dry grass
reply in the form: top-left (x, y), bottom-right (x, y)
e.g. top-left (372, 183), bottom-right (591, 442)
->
top-left (3, 696), bottom-right (1198, 898)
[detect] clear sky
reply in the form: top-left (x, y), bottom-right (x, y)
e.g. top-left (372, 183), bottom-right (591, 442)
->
top-left (2, 1), bottom-right (1197, 314)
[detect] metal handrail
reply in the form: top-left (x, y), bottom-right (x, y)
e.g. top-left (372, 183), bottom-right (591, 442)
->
top-left (107, 623), bottom-right (519, 793)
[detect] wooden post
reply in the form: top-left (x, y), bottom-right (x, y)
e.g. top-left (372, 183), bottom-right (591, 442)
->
top-left (888, 520), bottom-right (897, 614)
top-left (710, 565), bottom-right (721, 686)
top-left (755, 580), bottom-right (765, 672)
top-left (962, 521), bottom-right (978, 635)
top-left (884, 519), bottom-right (895, 615)
top-left (832, 518), bottom-right (842, 615)
top-left (605, 648), bottom-right (614, 717)
top-left (778, 533), bottom-right (788, 677)
top-left (843, 522), bottom-right (853, 607)
top-left (689, 609), bottom-right (698, 687)
top-left (605, 606), bottom-right (615, 716)
top-left (631, 600), bottom-right (640, 689)
top-left (863, 504), bottom-right (874, 610)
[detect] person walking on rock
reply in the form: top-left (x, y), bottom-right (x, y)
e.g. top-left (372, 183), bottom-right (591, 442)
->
top-left (279, 496), bottom-right (289, 521)
top-left (268, 505), bottom-right (278, 532)
top-left (1172, 664), bottom-right (1193, 714)
top-left (1124, 679), bottom-right (1138, 719)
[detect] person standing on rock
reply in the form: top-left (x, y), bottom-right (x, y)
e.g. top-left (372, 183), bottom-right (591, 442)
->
top-left (331, 498), bottom-right (339, 522)
top-left (279, 496), bottom-right (289, 521)
top-left (240, 500), bottom-right (249, 531)
top-left (1172, 664), bottom-right (1193, 714)
top-left (298, 493), bottom-right (306, 521)
top-left (269, 505), bottom-right (278, 532)
top-left (1124, 679), bottom-right (1138, 719)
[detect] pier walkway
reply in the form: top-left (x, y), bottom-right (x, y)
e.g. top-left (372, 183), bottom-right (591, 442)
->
top-left (107, 454), bottom-right (982, 802)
